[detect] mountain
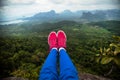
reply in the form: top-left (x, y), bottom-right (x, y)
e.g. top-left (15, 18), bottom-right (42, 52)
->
top-left (80, 9), bottom-right (120, 22)
top-left (30, 10), bottom-right (57, 19)
top-left (23, 9), bottom-right (120, 23)
top-left (1, 9), bottom-right (119, 25)
top-left (24, 10), bottom-right (59, 22)
top-left (105, 9), bottom-right (120, 20)
top-left (80, 11), bottom-right (106, 22)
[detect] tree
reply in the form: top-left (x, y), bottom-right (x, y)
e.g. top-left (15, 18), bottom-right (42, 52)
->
top-left (96, 36), bottom-right (120, 76)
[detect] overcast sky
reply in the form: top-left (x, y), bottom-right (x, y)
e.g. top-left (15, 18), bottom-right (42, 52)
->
top-left (0, 0), bottom-right (120, 21)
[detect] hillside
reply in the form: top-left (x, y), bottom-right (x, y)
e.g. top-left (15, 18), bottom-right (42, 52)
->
top-left (0, 20), bottom-right (120, 80)
top-left (22, 9), bottom-right (120, 23)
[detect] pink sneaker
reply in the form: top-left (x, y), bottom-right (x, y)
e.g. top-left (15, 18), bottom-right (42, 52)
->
top-left (57, 30), bottom-right (67, 48)
top-left (48, 31), bottom-right (57, 50)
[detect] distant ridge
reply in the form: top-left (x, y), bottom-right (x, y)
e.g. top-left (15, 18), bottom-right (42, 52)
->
top-left (1, 9), bottom-right (120, 25)
top-left (24, 9), bottom-right (120, 23)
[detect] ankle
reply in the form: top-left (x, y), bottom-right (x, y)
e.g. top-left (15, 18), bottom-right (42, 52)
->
top-left (59, 47), bottom-right (66, 52)
top-left (52, 47), bottom-right (58, 50)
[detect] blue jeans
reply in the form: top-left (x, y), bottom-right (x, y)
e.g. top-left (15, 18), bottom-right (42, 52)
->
top-left (39, 48), bottom-right (79, 80)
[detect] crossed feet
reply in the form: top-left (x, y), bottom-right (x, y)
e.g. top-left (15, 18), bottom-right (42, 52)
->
top-left (48, 30), bottom-right (67, 50)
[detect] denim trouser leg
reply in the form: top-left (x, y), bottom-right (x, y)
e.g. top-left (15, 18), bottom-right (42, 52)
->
top-left (59, 49), bottom-right (79, 80)
top-left (39, 48), bottom-right (58, 80)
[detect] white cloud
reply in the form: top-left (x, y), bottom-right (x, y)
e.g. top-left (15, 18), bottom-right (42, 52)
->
top-left (0, 0), bottom-right (119, 21)
top-left (43, 0), bottom-right (119, 12)
top-left (5, 0), bottom-right (35, 5)
top-left (2, 0), bottom-right (119, 11)
top-left (48, 0), bottom-right (119, 10)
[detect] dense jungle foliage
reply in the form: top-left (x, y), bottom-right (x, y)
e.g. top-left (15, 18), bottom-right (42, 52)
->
top-left (0, 20), bottom-right (120, 80)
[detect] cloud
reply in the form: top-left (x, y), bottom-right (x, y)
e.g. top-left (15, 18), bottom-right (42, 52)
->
top-left (49, 0), bottom-right (64, 4)
top-left (0, 0), bottom-right (119, 14)
top-left (0, 0), bottom-right (119, 21)
top-left (1, 0), bottom-right (120, 9)
top-left (11, 0), bottom-right (34, 4)
top-left (0, 0), bottom-right (10, 7)
top-left (0, 0), bottom-right (35, 6)
top-left (46, 0), bottom-right (120, 12)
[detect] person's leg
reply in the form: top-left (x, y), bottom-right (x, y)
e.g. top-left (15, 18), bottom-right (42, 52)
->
top-left (59, 48), bottom-right (79, 80)
top-left (39, 48), bottom-right (59, 80)
top-left (57, 30), bottom-right (79, 80)
top-left (39, 31), bottom-right (58, 80)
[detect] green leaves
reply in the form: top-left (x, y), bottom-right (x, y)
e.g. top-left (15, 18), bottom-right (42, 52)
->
top-left (96, 57), bottom-right (101, 63)
top-left (113, 58), bottom-right (120, 66)
top-left (96, 54), bottom-right (100, 57)
top-left (114, 48), bottom-right (120, 55)
top-left (11, 63), bottom-right (40, 79)
top-left (95, 35), bottom-right (120, 77)
top-left (101, 57), bottom-right (113, 64)
top-left (1, 21), bottom-right (120, 79)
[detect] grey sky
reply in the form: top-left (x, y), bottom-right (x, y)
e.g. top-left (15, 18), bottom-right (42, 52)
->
top-left (1, 0), bottom-right (120, 10)
top-left (0, 0), bottom-right (120, 21)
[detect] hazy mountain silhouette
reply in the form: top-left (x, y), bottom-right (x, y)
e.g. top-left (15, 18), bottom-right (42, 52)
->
top-left (24, 9), bottom-right (120, 23)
